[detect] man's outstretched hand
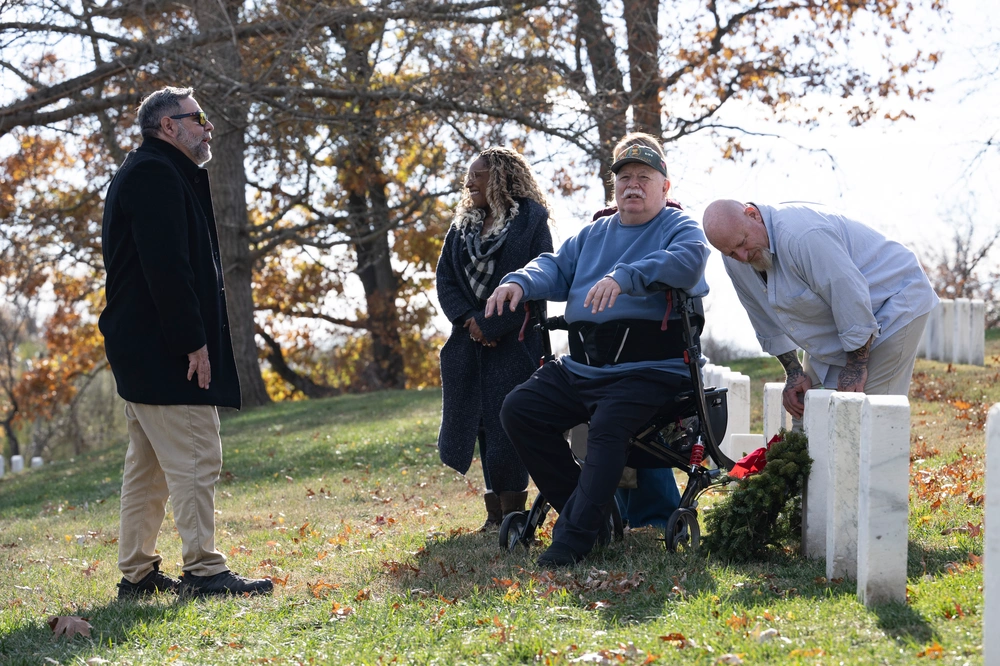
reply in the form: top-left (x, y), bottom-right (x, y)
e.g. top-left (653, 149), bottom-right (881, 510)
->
top-left (485, 283), bottom-right (524, 318)
top-left (583, 276), bottom-right (621, 314)
top-left (187, 344), bottom-right (211, 389)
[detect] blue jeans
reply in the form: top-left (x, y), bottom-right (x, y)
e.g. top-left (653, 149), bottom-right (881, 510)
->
top-left (616, 467), bottom-right (681, 529)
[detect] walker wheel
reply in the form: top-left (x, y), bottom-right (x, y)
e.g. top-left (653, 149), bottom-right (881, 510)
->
top-left (498, 511), bottom-right (530, 552)
top-left (664, 508), bottom-right (700, 553)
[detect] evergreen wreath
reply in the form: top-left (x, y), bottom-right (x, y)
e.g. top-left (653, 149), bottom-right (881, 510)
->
top-left (702, 429), bottom-right (812, 562)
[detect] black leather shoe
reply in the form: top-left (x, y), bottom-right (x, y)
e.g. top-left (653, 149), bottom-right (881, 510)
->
top-left (117, 565), bottom-right (180, 599)
top-left (180, 570), bottom-right (274, 597)
top-left (536, 542), bottom-right (582, 568)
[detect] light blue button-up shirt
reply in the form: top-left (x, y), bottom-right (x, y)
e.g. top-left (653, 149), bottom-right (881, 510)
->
top-left (723, 202), bottom-right (938, 384)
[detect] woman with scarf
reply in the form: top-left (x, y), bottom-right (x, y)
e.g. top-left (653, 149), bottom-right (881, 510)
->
top-left (436, 147), bottom-right (553, 531)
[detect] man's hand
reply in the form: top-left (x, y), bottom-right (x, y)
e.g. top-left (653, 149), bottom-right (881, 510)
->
top-left (485, 283), bottom-right (524, 318)
top-left (776, 350), bottom-right (809, 418)
top-left (464, 317), bottom-right (496, 348)
top-left (187, 344), bottom-right (211, 389)
top-left (838, 336), bottom-right (873, 393)
top-left (583, 276), bottom-right (621, 314)
top-left (783, 372), bottom-right (811, 418)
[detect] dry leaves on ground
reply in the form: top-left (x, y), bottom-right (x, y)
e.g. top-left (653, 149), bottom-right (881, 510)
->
top-left (47, 615), bottom-right (92, 640)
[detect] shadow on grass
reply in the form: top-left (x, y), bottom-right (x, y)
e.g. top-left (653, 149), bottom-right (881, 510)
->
top-left (718, 555), bottom-right (937, 643)
top-left (0, 597), bottom-right (192, 666)
top-left (371, 526), bottom-right (725, 626)
top-left (907, 540), bottom-right (977, 578)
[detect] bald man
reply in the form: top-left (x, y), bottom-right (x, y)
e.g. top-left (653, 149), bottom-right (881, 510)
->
top-left (702, 200), bottom-right (938, 421)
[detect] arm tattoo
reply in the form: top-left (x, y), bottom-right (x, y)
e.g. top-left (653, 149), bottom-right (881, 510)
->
top-left (845, 337), bottom-right (873, 365)
top-left (776, 350), bottom-right (805, 382)
top-left (840, 336), bottom-right (873, 387)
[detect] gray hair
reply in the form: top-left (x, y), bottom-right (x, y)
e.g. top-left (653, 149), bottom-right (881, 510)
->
top-left (137, 87), bottom-right (194, 138)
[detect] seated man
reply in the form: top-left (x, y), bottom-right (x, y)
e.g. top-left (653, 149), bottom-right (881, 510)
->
top-left (702, 199), bottom-right (938, 421)
top-left (487, 133), bottom-right (710, 567)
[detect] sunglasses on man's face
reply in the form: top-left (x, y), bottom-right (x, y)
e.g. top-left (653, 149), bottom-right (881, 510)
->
top-left (169, 110), bottom-right (208, 126)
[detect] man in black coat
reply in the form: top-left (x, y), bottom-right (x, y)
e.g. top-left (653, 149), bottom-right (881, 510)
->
top-left (101, 86), bottom-right (272, 598)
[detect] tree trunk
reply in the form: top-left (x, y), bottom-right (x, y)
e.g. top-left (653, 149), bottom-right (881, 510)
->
top-left (623, 0), bottom-right (662, 135)
top-left (349, 189), bottom-right (406, 390)
top-left (194, 0), bottom-right (271, 407)
top-left (576, 0), bottom-right (628, 201)
top-left (258, 328), bottom-right (340, 398)
top-left (2, 409), bottom-right (18, 458)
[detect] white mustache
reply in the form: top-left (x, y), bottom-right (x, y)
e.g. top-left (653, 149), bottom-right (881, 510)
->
top-left (623, 187), bottom-right (645, 199)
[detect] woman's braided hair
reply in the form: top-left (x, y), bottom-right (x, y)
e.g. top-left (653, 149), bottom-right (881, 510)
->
top-left (453, 147), bottom-right (549, 235)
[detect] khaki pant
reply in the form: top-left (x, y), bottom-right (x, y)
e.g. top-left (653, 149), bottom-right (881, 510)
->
top-left (118, 402), bottom-right (228, 583)
top-left (792, 313), bottom-right (929, 431)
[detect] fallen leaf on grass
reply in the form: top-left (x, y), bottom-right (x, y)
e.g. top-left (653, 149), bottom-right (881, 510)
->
top-left (330, 602), bottom-right (353, 620)
top-left (789, 648), bottom-right (824, 657)
top-left (917, 642), bottom-right (944, 658)
top-left (47, 615), bottom-right (92, 640)
top-left (659, 632), bottom-right (689, 648)
top-left (308, 579), bottom-right (339, 598)
top-left (725, 613), bottom-right (748, 630)
top-left (86, 658), bottom-right (111, 665)
top-left (355, 588), bottom-right (371, 601)
top-left (714, 655), bottom-right (744, 665)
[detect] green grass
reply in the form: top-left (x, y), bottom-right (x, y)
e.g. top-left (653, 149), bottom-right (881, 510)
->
top-left (0, 345), bottom-right (992, 664)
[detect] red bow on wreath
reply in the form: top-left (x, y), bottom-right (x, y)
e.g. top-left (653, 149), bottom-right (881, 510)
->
top-left (729, 433), bottom-right (784, 479)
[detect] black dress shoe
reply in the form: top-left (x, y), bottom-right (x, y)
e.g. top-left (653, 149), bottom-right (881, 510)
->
top-left (117, 565), bottom-right (180, 599)
top-left (180, 570), bottom-right (274, 597)
top-left (536, 542), bottom-right (583, 568)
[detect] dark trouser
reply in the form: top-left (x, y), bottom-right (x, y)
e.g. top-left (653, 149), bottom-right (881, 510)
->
top-left (500, 360), bottom-right (691, 557)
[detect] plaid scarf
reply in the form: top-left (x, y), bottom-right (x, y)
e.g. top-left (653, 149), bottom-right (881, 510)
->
top-left (462, 219), bottom-right (511, 301)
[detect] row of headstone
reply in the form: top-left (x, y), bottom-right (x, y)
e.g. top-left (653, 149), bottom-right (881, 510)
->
top-left (701, 364), bottom-right (752, 460)
top-left (0, 455), bottom-right (43, 478)
top-left (800, 390), bottom-right (911, 607)
top-left (918, 298), bottom-right (985, 366)
top-left (985, 405), bottom-right (999, 664)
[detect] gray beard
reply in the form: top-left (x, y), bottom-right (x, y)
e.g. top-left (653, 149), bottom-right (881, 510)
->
top-left (750, 247), bottom-right (773, 272)
top-left (178, 125), bottom-right (212, 165)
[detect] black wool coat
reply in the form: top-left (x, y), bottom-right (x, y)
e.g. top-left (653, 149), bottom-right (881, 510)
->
top-left (435, 198), bottom-right (552, 491)
top-left (99, 137), bottom-right (241, 409)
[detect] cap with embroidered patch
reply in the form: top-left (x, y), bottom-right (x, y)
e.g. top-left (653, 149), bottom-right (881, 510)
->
top-left (610, 145), bottom-right (668, 177)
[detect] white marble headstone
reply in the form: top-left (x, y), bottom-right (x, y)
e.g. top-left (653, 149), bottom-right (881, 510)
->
top-left (802, 389), bottom-right (835, 559)
top-left (857, 395), bottom-right (910, 606)
top-left (970, 299), bottom-right (986, 367)
top-left (953, 298), bottom-right (971, 365)
top-left (727, 433), bottom-right (765, 462)
top-left (937, 299), bottom-right (955, 363)
top-left (984, 404), bottom-right (1000, 664)
top-left (11, 455), bottom-right (24, 473)
top-left (30, 456), bottom-right (43, 469)
top-left (722, 374), bottom-right (751, 456)
top-left (826, 392), bottom-right (865, 581)
top-left (0, 455), bottom-right (5, 478)
top-left (763, 382), bottom-right (791, 441)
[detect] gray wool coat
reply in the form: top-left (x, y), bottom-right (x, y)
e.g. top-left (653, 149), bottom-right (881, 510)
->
top-left (435, 198), bottom-right (553, 491)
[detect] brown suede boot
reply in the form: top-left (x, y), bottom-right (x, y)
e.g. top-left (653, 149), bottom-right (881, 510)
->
top-left (498, 490), bottom-right (528, 517)
top-left (478, 492), bottom-right (503, 532)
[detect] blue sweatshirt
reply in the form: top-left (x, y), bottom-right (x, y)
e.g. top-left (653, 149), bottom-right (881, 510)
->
top-left (501, 206), bottom-right (710, 378)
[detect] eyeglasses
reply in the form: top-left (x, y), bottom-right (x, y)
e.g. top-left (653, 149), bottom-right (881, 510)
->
top-left (169, 111), bottom-right (208, 126)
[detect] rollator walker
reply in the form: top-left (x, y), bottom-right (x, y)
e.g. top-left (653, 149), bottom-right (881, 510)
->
top-left (499, 286), bottom-right (735, 553)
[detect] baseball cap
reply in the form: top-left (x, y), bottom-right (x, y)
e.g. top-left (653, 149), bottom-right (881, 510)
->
top-left (610, 144), bottom-right (668, 177)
